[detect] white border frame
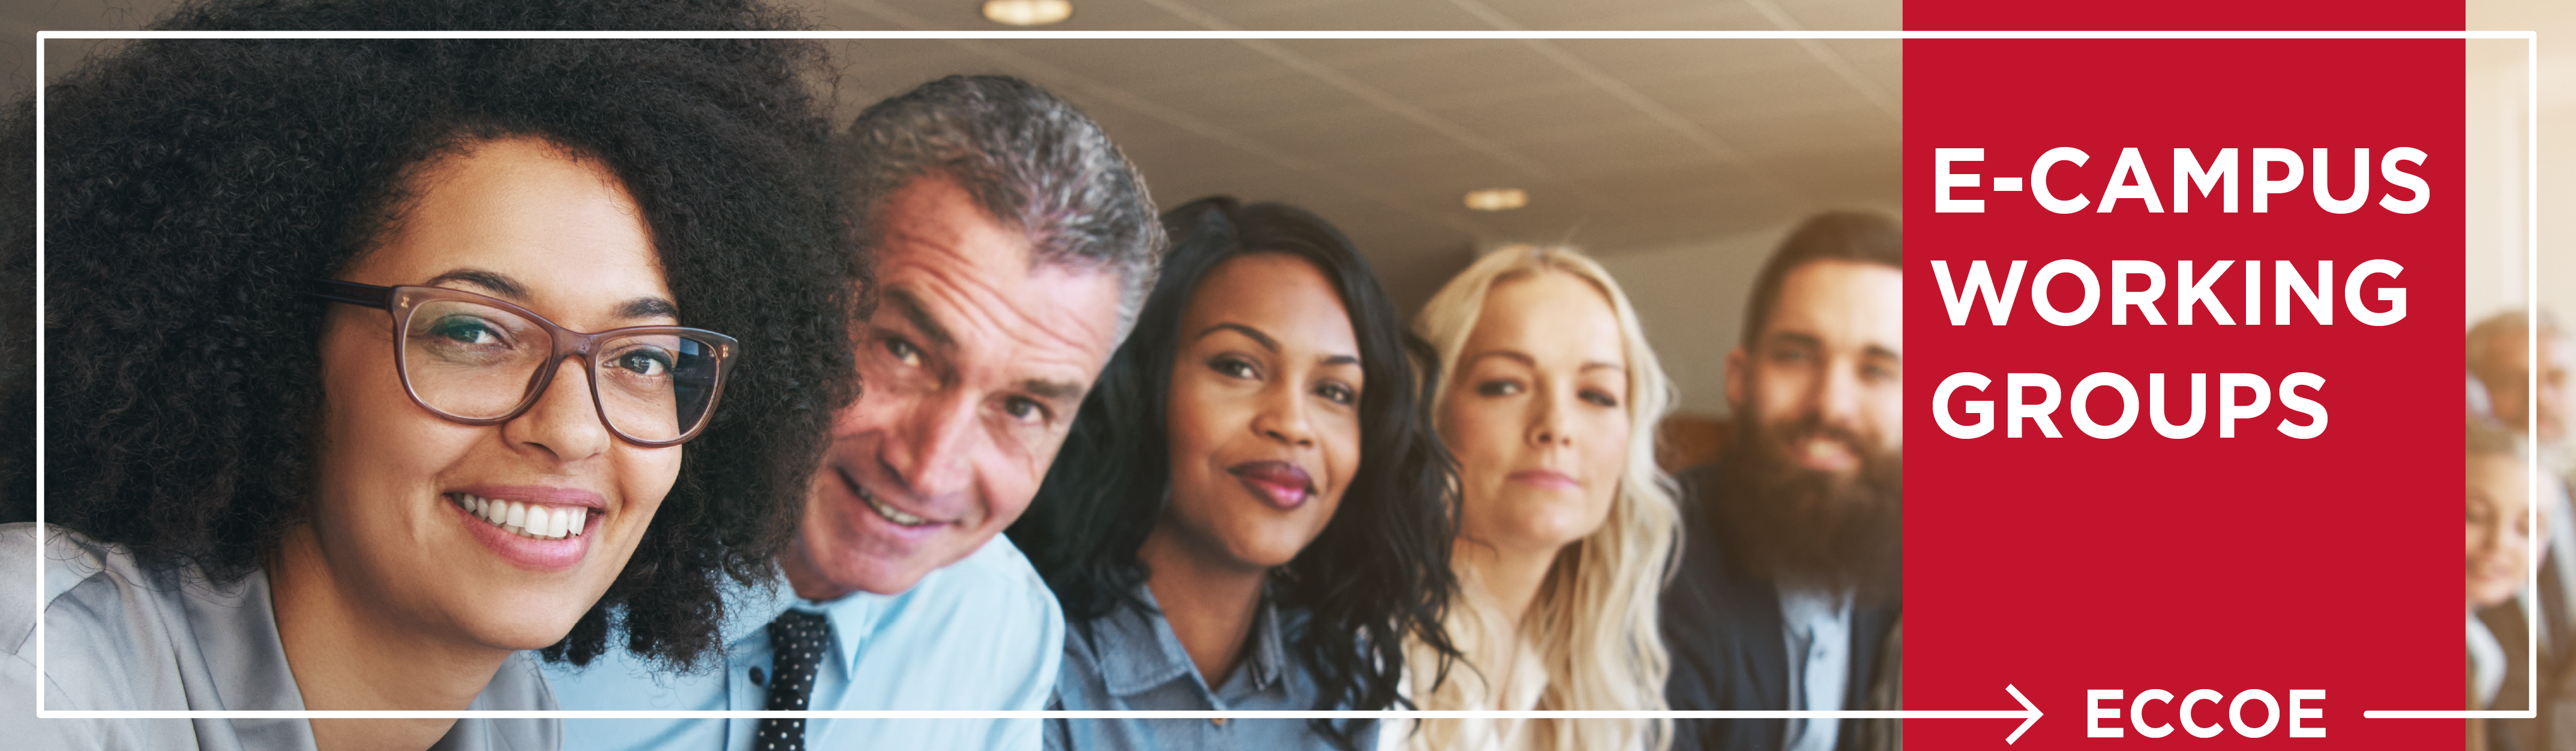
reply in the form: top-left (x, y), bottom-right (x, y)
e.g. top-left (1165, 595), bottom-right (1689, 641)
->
top-left (29, 28), bottom-right (2541, 728)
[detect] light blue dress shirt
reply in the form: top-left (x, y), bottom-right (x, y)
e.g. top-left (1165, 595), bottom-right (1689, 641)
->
top-left (1779, 587), bottom-right (1854, 751)
top-left (547, 535), bottom-right (1064, 751)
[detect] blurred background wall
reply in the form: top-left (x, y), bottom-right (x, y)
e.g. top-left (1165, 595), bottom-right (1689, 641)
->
top-left (2469, 2), bottom-right (2571, 333)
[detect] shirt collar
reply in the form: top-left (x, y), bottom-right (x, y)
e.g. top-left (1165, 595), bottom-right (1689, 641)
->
top-left (1777, 587), bottom-right (1854, 638)
top-left (201, 564), bottom-right (306, 712)
top-left (1241, 591), bottom-right (1287, 692)
top-left (1097, 581), bottom-right (1290, 699)
top-left (726, 561), bottom-right (896, 675)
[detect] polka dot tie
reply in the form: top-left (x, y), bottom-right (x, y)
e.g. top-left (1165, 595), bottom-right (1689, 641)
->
top-left (756, 611), bottom-right (831, 751)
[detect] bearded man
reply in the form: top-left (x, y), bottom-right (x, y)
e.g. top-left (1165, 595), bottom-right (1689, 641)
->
top-left (1663, 211), bottom-right (1904, 751)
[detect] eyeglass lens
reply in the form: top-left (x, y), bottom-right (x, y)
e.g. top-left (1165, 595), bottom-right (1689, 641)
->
top-left (403, 298), bottom-right (721, 442)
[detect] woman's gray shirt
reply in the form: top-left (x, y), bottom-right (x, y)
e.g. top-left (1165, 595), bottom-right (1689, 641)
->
top-left (0, 522), bottom-right (559, 750)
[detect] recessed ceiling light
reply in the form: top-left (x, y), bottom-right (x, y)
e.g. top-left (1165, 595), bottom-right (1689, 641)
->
top-left (1464, 188), bottom-right (1528, 211)
top-left (982, 0), bottom-right (1072, 26)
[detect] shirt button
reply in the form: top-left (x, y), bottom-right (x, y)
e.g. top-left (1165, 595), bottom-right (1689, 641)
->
top-left (749, 666), bottom-right (766, 686)
top-left (1212, 718), bottom-right (1228, 727)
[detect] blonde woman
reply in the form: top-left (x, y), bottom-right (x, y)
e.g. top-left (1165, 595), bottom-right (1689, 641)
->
top-left (1395, 246), bottom-right (1681, 751)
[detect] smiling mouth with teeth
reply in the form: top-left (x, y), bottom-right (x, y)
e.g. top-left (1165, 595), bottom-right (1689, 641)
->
top-left (451, 493), bottom-right (590, 540)
top-left (853, 481), bottom-right (935, 528)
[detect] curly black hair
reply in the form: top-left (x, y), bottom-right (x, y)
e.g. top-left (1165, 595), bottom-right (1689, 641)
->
top-left (0, 95), bottom-right (32, 524)
top-left (1009, 196), bottom-right (1461, 750)
top-left (26, 0), bottom-right (860, 671)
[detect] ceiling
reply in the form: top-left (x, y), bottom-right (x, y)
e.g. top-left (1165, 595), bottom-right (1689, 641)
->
top-left (802, 0), bottom-right (1903, 308)
top-left (10, 0), bottom-right (1902, 311)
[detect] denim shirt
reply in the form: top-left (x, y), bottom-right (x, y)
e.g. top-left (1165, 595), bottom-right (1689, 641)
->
top-left (1046, 583), bottom-right (1375, 751)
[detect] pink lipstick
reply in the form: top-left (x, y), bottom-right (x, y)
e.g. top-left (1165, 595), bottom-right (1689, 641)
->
top-left (1229, 460), bottom-right (1314, 511)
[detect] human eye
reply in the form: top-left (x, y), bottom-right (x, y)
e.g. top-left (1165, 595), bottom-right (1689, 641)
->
top-left (1475, 379), bottom-right (1524, 397)
top-left (1861, 358), bottom-right (1900, 384)
top-left (613, 347), bottom-right (673, 377)
top-left (1001, 394), bottom-right (1049, 424)
top-left (886, 337), bottom-right (923, 368)
top-left (1580, 388), bottom-right (1620, 408)
top-left (1315, 380), bottom-right (1357, 406)
top-left (412, 313), bottom-right (529, 366)
top-left (430, 315), bottom-right (506, 347)
top-left (1208, 354), bottom-right (1261, 381)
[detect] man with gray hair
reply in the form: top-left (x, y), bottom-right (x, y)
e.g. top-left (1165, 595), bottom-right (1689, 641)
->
top-left (550, 74), bottom-right (1161, 751)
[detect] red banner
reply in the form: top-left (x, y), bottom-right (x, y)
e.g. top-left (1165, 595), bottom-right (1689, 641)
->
top-left (1904, 22), bottom-right (2466, 751)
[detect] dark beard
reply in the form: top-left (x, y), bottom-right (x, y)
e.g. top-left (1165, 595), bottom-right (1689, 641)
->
top-left (1709, 412), bottom-right (1903, 607)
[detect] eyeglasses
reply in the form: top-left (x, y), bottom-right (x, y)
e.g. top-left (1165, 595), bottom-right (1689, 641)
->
top-left (313, 279), bottom-right (738, 447)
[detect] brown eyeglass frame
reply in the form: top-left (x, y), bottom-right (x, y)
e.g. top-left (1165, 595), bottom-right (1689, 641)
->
top-left (313, 279), bottom-right (739, 447)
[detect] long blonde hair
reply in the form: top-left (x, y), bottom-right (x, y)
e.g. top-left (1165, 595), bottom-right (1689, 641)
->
top-left (1407, 245), bottom-right (1680, 751)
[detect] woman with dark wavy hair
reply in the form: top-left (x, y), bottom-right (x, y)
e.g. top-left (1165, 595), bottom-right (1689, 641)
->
top-left (0, 1), bottom-right (857, 749)
top-left (1010, 197), bottom-right (1459, 751)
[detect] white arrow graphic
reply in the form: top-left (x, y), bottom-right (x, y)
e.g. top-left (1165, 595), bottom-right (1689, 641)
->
top-left (2364, 709), bottom-right (2536, 719)
top-left (1653, 684), bottom-right (2044, 744)
top-left (52, 686), bottom-right (2049, 743)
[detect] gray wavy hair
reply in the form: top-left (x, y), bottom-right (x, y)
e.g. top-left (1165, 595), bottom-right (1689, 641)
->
top-left (839, 74), bottom-right (1163, 342)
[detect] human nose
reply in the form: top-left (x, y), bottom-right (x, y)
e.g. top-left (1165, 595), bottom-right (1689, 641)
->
top-left (883, 387), bottom-right (980, 499)
top-left (1813, 358), bottom-right (1865, 429)
top-left (1527, 384), bottom-right (1571, 448)
top-left (503, 355), bottom-right (613, 463)
top-left (1252, 381), bottom-right (1317, 448)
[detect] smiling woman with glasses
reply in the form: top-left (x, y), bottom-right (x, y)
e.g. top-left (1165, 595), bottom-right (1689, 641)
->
top-left (1, 1), bottom-right (859, 749)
